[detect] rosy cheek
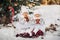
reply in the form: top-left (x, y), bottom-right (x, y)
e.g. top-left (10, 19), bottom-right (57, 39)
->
top-left (24, 17), bottom-right (29, 22)
top-left (36, 19), bottom-right (40, 24)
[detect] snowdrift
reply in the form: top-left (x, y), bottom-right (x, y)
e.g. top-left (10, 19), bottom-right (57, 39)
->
top-left (37, 5), bottom-right (60, 27)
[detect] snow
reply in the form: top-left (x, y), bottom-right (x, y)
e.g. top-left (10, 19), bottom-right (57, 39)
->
top-left (0, 5), bottom-right (60, 40)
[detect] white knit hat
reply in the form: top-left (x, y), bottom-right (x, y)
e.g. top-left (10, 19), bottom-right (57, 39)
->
top-left (33, 10), bottom-right (40, 15)
top-left (21, 6), bottom-right (29, 15)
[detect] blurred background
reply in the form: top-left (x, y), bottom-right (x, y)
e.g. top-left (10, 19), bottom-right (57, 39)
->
top-left (0, 0), bottom-right (60, 25)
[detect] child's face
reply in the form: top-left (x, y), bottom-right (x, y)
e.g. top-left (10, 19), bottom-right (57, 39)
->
top-left (22, 12), bottom-right (29, 22)
top-left (34, 14), bottom-right (40, 24)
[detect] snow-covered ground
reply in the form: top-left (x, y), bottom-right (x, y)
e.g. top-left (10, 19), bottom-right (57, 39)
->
top-left (0, 5), bottom-right (60, 40)
top-left (0, 26), bottom-right (60, 40)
